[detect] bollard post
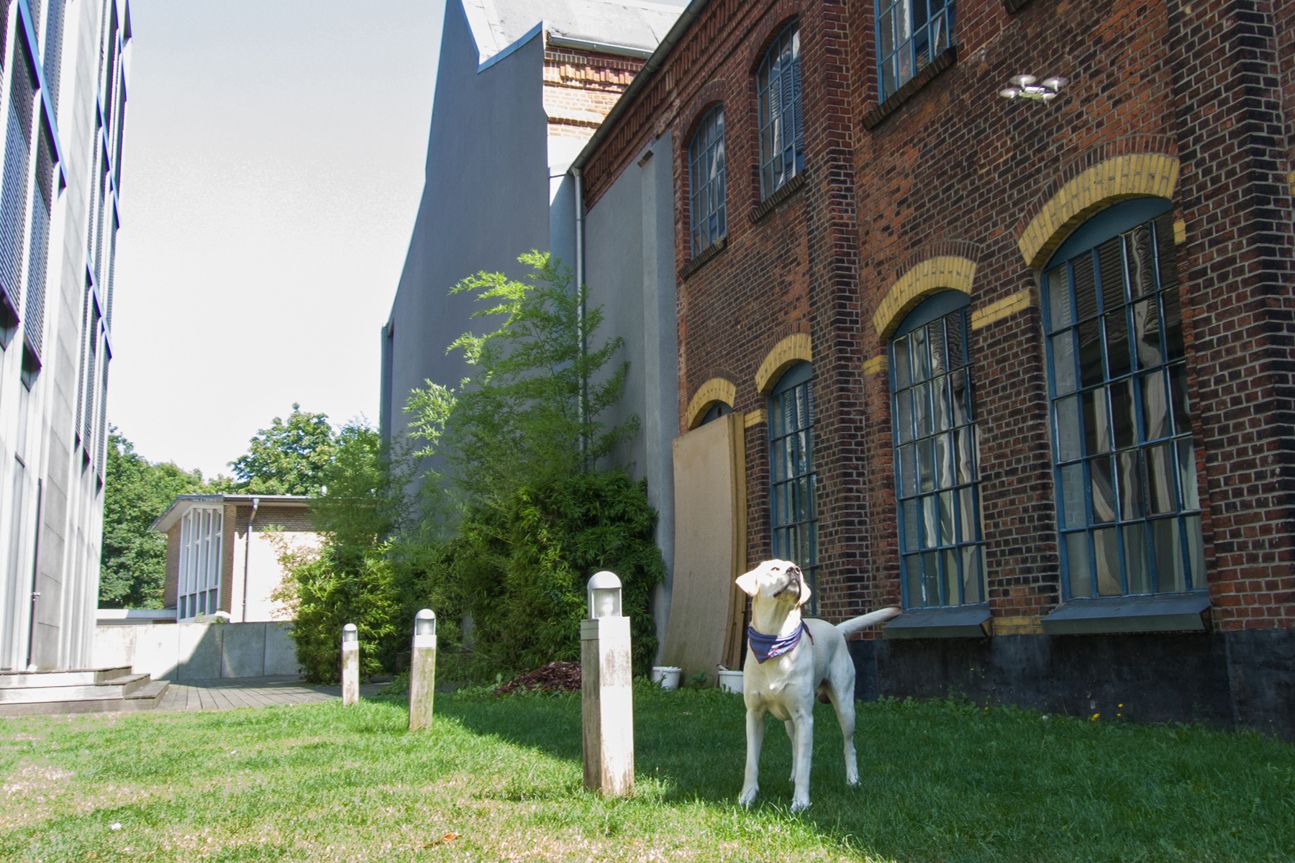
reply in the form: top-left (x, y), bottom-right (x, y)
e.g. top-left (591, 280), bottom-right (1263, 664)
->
top-left (408, 609), bottom-right (437, 731)
top-left (580, 571), bottom-right (634, 797)
top-left (341, 623), bottom-right (359, 706)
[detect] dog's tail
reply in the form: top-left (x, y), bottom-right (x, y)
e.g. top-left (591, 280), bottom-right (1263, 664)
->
top-left (835, 607), bottom-right (902, 639)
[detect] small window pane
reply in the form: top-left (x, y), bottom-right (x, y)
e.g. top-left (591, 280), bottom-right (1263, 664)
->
top-left (962, 546), bottom-right (983, 604)
top-left (1132, 298), bottom-right (1162, 368)
top-left (1152, 518), bottom-right (1184, 593)
top-left (1169, 363), bottom-right (1190, 435)
top-left (1093, 527), bottom-right (1121, 595)
top-left (955, 426), bottom-right (976, 484)
top-left (1098, 236), bottom-right (1126, 311)
top-left (1177, 439), bottom-right (1200, 511)
top-left (1082, 387), bottom-right (1111, 455)
top-left (1078, 319), bottom-right (1104, 388)
top-left (1105, 310), bottom-right (1131, 378)
top-left (1056, 395), bottom-right (1082, 462)
top-left (1185, 515), bottom-right (1205, 590)
top-left (1060, 463), bottom-right (1086, 529)
top-left (893, 335), bottom-right (911, 388)
top-left (1111, 378), bottom-right (1136, 450)
top-left (1140, 370), bottom-right (1171, 440)
top-left (1117, 449), bottom-right (1144, 521)
top-left (1046, 269), bottom-right (1074, 331)
top-left (1051, 331), bottom-right (1077, 396)
top-left (1124, 522), bottom-right (1151, 594)
top-left (1090, 455), bottom-right (1116, 524)
top-left (1147, 442), bottom-right (1177, 514)
top-left (1066, 532), bottom-right (1093, 598)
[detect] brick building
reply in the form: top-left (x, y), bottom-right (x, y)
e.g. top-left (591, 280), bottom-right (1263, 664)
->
top-left (571, 0), bottom-right (1295, 735)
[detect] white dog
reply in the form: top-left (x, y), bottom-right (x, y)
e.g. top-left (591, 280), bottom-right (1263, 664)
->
top-left (736, 559), bottom-right (900, 812)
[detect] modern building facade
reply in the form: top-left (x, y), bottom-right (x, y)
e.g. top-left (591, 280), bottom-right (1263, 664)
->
top-left (0, 0), bottom-right (130, 672)
top-left (379, 0), bottom-right (688, 643)
top-left (152, 494), bottom-right (318, 624)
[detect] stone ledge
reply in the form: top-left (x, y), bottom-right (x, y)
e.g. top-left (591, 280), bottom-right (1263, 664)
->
top-left (1041, 593), bottom-right (1210, 636)
top-left (680, 236), bottom-right (727, 281)
top-left (749, 172), bottom-right (806, 224)
top-left (861, 46), bottom-right (958, 131)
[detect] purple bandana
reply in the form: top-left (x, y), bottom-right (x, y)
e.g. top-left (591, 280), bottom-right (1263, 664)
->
top-left (747, 623), bottom-right (806, 663)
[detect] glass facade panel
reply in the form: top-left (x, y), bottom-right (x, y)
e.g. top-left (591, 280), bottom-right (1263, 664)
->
top-left (890, 298), bottom-right (984, 608)
top-left (769, 364), bottom-right (817, 607)
top-left (757, 24), bottom-right (803, 199)
top-left (688, 106), bottom-right (726, 256)
top-left (1042, 206), bottom-right (1204, 598)
top-left (875, 0), bottom-right (956, 99)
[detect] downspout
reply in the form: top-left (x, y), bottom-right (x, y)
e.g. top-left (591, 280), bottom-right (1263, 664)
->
top-left (241, 497), bottom-right (259, 622)
top-left (573, 165), bottom-right (589, 469)
top-left (24, 479), bottom-right (43, 670)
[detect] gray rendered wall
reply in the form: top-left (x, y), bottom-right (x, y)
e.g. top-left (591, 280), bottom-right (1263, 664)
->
top-left (583, 134), bottom-right (679, 651)
top-left (382, 2), bottom-right (551, 450)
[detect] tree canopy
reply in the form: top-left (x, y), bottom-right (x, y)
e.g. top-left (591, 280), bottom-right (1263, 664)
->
top-left (99, 431), bottom-right (210, 608)
top-left (230, 404), bottom-right (337, 496)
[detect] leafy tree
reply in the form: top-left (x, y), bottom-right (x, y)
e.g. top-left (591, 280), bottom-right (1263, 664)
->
top-left (230, 404), bottom-right (336, 496)
top-left (100, 431), bottom-right (209, 608)
top-left (404, 251), bottom-right (636, 511)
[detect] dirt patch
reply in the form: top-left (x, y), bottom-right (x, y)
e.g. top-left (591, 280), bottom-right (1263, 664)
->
top-left (495, 662), bottom-right (581, 695)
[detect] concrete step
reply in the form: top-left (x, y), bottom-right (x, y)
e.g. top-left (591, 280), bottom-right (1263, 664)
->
top-left (0, 679), bottom-right (170, 717)
top-left (0, 667), bottom-right (133, 688)
top-left (0, 673), bottom-right (151, 704)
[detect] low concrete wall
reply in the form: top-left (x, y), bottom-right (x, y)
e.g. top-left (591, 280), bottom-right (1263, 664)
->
top-left (94, 621), bottom-right (299, 682)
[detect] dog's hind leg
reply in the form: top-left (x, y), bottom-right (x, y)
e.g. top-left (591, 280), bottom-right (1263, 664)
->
top-left (739, 708), bottom-right (765, 807)
top-left (827, 687), bottom-right (860, 787)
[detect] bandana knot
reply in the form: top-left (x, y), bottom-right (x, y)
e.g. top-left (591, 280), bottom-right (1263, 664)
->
top-left (747, 623), bottom-right (806, 663)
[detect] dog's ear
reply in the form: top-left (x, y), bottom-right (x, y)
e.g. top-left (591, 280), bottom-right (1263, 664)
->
top-left (795, 570), bottom-right (813, 608)
top-left (735, 567), bottom-right (762, 597)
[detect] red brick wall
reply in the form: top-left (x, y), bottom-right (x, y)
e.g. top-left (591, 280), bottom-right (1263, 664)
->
top-left (583, 0), bottom-right (1295, 631)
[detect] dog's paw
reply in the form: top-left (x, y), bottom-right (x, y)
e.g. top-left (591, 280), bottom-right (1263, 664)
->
top-left (845, 768), bottom-right (859, 787)
top-left (738, 786), bottom-right (758, 808)
top-left (789, 796), bottom-right (811, 813)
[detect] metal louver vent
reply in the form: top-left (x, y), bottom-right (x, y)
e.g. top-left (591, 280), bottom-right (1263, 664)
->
top-left (23, 120), bottom-right (55, 362)
top-left (0, 40), bottom-right (35, 324)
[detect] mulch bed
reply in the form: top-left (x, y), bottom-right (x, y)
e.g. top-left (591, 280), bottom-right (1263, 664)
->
top-left (495, 661), bottom-right (582, 695)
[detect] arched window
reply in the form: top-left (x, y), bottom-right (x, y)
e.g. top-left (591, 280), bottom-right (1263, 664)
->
top-left (688, 105), bottom-right (726, 256)
top-left (890, 292), bottom-right (984, 608)
top-left (876, 0), bottom-right (955, 99)
top-left (699, 401), bottom-right (732, 425)
top-left (769, 362), bottom-right (817, 604)
top-left (1041, 198), bottom-right (1204, 598)
top-left (756, 23), bottom-right (803, 199)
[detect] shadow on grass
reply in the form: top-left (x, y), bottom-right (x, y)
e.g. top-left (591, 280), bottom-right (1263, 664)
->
top-left (418, 684), bottom-right (1295, 863)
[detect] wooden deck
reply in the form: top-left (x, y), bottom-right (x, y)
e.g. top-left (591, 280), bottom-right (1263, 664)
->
top-left (156, 676), bottom-right (386, 712)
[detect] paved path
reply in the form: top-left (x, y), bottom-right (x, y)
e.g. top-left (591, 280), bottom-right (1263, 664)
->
top-left (156, 676), bottom-right (387, 712)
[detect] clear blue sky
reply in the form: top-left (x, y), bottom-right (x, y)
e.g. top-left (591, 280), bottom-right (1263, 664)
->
top-left (111, 1), bottom-right (446, 479)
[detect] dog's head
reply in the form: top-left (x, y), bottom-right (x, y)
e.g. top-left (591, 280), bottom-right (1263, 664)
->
top-left (736, 559), bottom-right (811, 608)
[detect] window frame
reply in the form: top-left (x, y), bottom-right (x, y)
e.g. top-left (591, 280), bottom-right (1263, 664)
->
top-left (687, 104), bottom-right (727, 256)
top-left (889, 291), bottom-right (986, 610)
top-left (875, 0), bottom-right (957, 100)
top-left (756, 22), bottom-right (804, 200)
top-left (768, 362), bottom-right (817, 610)
top-left (1040, 197), bottom-right (1205, 601)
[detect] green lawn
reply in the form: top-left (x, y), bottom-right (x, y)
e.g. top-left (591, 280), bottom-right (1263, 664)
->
top-left (1, 685), bottom-right (1292, 862)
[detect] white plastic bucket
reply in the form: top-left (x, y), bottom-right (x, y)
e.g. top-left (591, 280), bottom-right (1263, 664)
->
top-left (717, 669), bottom-right (743, 694)
top-left (650, 666), bottom-right (682, 690)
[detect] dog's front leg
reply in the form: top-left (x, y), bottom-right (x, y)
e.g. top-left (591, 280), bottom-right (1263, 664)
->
top-left (789, 711), bottom-right (814, 813)
top-left (738, 707), bottom-right (765, 807)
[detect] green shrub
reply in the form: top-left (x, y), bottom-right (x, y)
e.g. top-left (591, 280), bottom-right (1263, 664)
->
top-left (449, 469), bottom-right (664, 679)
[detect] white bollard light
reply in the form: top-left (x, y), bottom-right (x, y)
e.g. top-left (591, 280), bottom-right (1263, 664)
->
top-left (581, 571), bottom-right (634, 797)
top-left (341, 623), bottom-right (359, 706)
top-left (408, 609), bottom-right (437, 731)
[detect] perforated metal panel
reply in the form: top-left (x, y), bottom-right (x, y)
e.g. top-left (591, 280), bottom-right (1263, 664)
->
top-left (0, 39), bottom-right (35, 319)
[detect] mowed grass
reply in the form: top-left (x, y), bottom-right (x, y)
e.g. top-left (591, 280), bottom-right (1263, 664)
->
top-left (1, 685), bottom-right (1292, 862)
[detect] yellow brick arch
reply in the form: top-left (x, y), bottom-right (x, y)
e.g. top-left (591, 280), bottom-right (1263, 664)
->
top-left (685, 377), bottom-right (738, 430)
top-left (1018, 152), bottom-right (1179, 269)
top-left (872, 256), bottom-right (976, 340)
top-left (755, 333), bottom-right (813, 395)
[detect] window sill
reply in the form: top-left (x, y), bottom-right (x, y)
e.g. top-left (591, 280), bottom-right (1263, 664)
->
top-left (884, 605), bottom-right (990, 639)
top-left (681, 236), bottom-right (727, 280)
top-left (861, 46), bottom-right (958, 131)
top-left (750, 172), bottom-right (806, 224)
top-left (1041, 593), bottom-right (1211, 636)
